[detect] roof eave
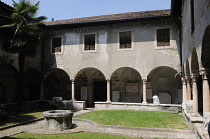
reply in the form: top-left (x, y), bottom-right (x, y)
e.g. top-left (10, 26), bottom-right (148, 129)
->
top-left (46, 15), bottom-right (171, 30)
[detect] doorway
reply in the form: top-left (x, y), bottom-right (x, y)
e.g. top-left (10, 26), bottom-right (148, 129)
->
top-left (94, 81), bottom-right (107, 102)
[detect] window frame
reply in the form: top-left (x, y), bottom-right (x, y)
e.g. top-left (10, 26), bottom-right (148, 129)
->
top-left (83, 33), bottom-right (97, 53)
top-left (118, 30), bottom-right (134, 51)
top-left (154, 27), bottom-right (172, 49)
top-left (51, 36), bottom-right (64, 55)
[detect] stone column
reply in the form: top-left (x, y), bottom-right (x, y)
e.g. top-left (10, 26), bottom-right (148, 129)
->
top-left (200, 70), bottom-right (210, 113)
top-left (40, 79), bottom-right (45, 100)
top-left (186, 77), bottom-right (192, 100)
top-left (181, 77), bottom-right (187, 104)
top-left (71, 79), bottom-right (75, 101)
top-left (191, 75), bottom-right (199, 116)
top-left (142, 79), bottom-right (147, 104)
top-left (106, 79), bottom-right (111, 103)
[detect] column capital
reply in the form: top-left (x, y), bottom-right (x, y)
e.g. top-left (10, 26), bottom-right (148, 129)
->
top-left (181, 77), bottom-right (186, 84)
top-left (71, 79), bottom-right (74, 83)
top-left (107, 79), bottom-right (111, 82)
top-left (185, 76), bottom-right (191, 82)
top-left (200, 70), bottom-right (208, 80)
top-left (191, 74), bottom-right (199, 82)
top-left (142, 79), bottom-right (147, 83)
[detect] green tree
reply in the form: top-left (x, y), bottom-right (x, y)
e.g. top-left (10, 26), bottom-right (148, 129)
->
top-left (0, 0), bottom-right (47, 102)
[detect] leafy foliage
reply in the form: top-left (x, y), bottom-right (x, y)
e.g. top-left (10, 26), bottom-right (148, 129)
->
top-left (0, 104), bottom-right (8, 120)
top-left (42, 101), bottom-right (58, 110)
top-left (1, 0), bottom-right (47, 56)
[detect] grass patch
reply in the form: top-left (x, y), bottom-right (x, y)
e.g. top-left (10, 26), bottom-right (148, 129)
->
top-left (76, 110), bottom-right (188, 129)
top-left (7, 132), bottom-right (139, 139)
top-left (0, 110), bottom-right (43, 128)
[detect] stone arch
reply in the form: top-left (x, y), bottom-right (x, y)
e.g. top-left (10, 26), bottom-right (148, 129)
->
top-left (75, 67), bottom-right (106, 106)
top-left (110, 67), bottom-right (142, 103)
top-left (147, 66), bottom-right (182, 104)
top-left (23, 68), bottom-right (41, 101)
top-left (191, 48), bottom-right (199, 75)
top-left (201, 25), bottom-right (210, 68)
top-left (0, 64), bottom-right (18, 103)
top-left (44, 68), bottom-right (71, 100)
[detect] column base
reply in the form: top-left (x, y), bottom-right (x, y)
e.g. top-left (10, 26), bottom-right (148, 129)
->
top-left (182, 103), bottom-right (186, 109)
top-left (192, 113), bottom-right (200, 117)
top-left (142, 102), bottom-right (147, 104)
top-left (106, 100), bottom-right (111, 103)
top-left (71, 99), bottom-right (76, 102)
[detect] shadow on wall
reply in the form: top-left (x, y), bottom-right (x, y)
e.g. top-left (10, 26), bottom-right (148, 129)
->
top-left (147, 66), bottom-right (182, 104)
top-left (0, 64), bottom-right (18, 103)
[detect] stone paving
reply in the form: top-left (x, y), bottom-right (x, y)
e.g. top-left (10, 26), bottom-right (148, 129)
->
top-left (0, 110), bottom-right (196, 139)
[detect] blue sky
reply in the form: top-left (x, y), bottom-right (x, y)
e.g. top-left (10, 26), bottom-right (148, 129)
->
top-left (1, 0), bottom-right (171, 21)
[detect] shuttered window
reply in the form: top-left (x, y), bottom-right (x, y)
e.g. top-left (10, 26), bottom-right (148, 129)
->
top-left (120, 31), bottom-right (132, 49)
top-left (84, 34), bottom-right (95, 50)
top-left (157, 29), bottom-right (170, 46)
top-left (52, 37), bottom-right (62, 53)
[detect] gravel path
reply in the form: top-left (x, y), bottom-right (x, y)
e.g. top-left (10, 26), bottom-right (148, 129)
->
top-left (0, 110), bottom-right (196, 139)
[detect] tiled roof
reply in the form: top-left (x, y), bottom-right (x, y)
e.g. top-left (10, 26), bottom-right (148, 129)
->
top-left (45, 9), bottom-right (171, 26)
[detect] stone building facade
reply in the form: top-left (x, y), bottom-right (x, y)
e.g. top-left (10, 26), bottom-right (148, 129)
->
top-left (177, 0), bottom-right (210, 135)
top-left (43, 9), bottom-right (182, 106)
top-left (178, 0), bottom-right (210, 115)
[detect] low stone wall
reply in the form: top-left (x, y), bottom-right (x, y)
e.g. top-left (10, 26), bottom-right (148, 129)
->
top-left (55, 100), bottom-right (86, 111)
top-left (94, 102), bottom-right (182, 113)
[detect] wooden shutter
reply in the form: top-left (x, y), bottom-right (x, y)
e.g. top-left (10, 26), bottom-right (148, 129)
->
top-left (157, 29), bottom-right (170, 46)
top-left (85, 34), bottom-right (95, 50)
top-left (52, 37), bottom-right (62, 53)
top-left (120, 31), bottom-right (131, 49)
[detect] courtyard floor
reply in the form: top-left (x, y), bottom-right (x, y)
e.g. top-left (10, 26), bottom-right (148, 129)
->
top-left (0, 110), bottom-right (196, 139)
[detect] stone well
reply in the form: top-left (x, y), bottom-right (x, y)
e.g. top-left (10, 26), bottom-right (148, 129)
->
top-left (43, 110), bottom-right (73, 131)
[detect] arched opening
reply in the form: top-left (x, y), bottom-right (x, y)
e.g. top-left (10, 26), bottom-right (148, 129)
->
top-left (201, 25), bottom-right (210, 68)
top-left (201, 25), bottom-right (210, 114)
top-left (23, 68), bottom-right (41, 101)
top-left (185, 59), bottom-right (190, 77)
top-left (182, 64), bottom-right (185, 77)
top-left (147, 66), bottom-right (181, 104)
top-left (191, 48), bottom-right (203, 114)
top-left (110, 67), bottom-right (142, 103)
top-left (0, 64), bottom-right (18, 103)
top-left (191, 48), bottom-right (199, 74)
top-left (44, 69), bottom-right (71, 100)
top-left (75, 68), bottom-right (106, 107)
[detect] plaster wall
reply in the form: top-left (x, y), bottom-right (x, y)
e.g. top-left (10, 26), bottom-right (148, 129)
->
top-left (44, 19), bottom-right (181, 79)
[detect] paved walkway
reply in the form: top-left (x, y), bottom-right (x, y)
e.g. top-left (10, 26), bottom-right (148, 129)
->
top-left (0, 110), bottom-right (196, 139)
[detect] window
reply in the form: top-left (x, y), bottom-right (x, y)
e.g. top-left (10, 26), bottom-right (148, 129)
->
top-left (119, 31), bottom-right (132, 49)
top-left (52, 37), bottom-right (62, 53)
top-left (156, 28), bottom-right (170, 46)
top-left (84, 34), bottom-right (95, 51)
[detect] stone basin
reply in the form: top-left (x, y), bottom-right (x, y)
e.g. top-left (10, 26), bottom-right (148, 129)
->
top-left (43, 110), bottom-right (73, 131)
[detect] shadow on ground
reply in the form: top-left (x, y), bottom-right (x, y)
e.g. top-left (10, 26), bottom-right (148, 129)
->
top-left (0, 110), bottom-right (43, 128)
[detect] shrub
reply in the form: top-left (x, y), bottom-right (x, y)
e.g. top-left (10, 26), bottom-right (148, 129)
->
top-left (0, 104), bottom-right (8, 120)
top-left (43, 101), bottom-right (58, 110)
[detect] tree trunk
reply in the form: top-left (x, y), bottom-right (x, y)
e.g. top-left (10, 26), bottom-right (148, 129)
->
top-left (18, 52), bottom-right (25, 103)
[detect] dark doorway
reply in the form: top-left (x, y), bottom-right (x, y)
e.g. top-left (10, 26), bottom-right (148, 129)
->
top-left (94, 81), bottom-right (107, 102)
top-left (198, 75), bottom-right (203, 116)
